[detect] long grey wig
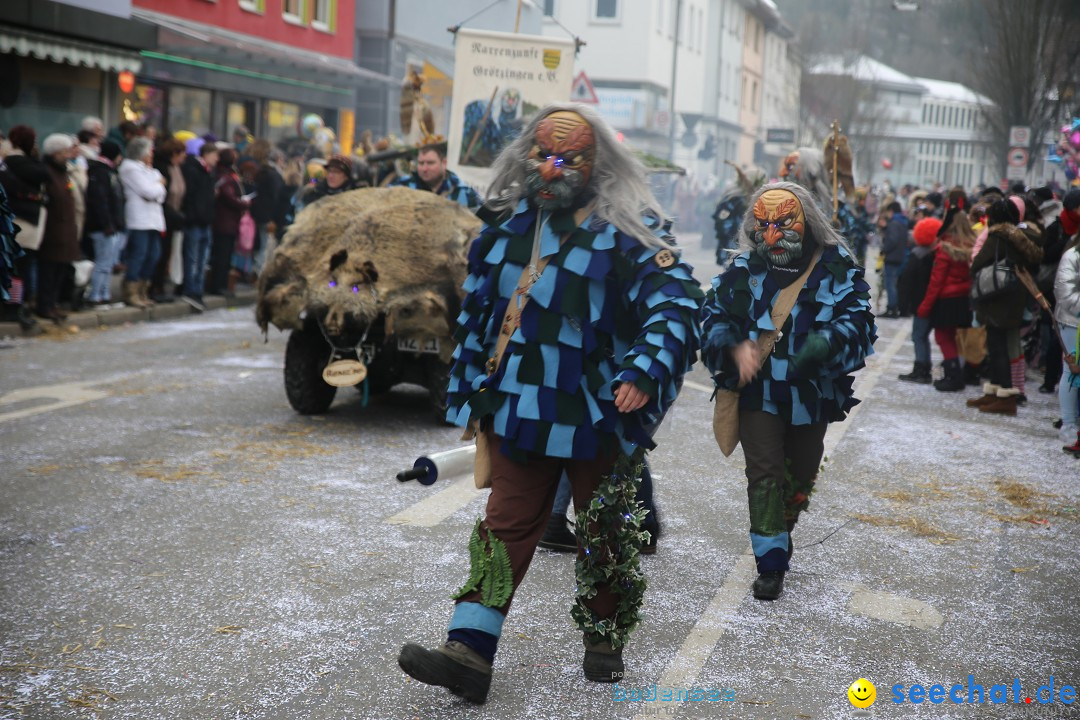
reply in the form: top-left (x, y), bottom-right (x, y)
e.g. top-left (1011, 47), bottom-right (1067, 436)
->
top-left (484, 102), bottom-right (671, 249)
top-left (737, 181), bottom-right (852, 256)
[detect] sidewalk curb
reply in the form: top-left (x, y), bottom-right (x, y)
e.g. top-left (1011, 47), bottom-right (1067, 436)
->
top-left (0, 290), bottom-right (258, 338)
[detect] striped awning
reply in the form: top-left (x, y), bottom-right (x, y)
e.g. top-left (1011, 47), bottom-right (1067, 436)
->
top-left (0, 25), bottom-right (142, 73)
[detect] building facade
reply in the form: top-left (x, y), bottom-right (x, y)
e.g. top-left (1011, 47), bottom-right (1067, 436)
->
top-left (703, 0), bottom-right (747, 186)
top-left (130, 0), bottom-right (383, 145)
top-left (736, 6), bottom-right (764, 168)
top-left (0, 0), bottom-right (150, 137)
top-left (805, 54), bottom-right (997, 190)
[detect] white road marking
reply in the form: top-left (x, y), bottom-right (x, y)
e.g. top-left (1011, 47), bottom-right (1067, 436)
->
top-left (635, 551), bottom-right (757, 715)
top-left (841, 582), bottom-right (944, 630)
top-left (384, 474), bottom-right (486, 527)
top-left (0, 381), bottom-right (110, 425)
top-left (635, 323), bottom-right (911, 719)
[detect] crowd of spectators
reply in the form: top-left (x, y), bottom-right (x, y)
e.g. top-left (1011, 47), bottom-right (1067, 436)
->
top-left (883, 181), bottom-right (1080, 457)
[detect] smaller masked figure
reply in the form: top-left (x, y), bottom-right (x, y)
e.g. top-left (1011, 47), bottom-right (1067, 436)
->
top-left (701, 181), bottom-right (876, 602)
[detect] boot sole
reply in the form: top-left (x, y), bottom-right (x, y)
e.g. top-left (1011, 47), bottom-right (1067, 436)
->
top-left (398, 644), bottom-right (490, 704)
top-left (583, 651), bottom-right (624, 683)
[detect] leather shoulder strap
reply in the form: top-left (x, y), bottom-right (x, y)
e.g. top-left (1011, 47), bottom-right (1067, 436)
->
top-left (750, 246), bottom-right (825, 373)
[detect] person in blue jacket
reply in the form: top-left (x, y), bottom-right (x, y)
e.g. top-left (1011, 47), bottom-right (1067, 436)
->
top-left (397, 103), bottom-right (703, 703)
top-left (391, 144), bottom-right (481, 211)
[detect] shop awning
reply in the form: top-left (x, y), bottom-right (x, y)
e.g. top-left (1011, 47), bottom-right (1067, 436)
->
top-left (0, 25), bottom-right (142, 73)
top-left (130, 8), bottom-right (396, 88)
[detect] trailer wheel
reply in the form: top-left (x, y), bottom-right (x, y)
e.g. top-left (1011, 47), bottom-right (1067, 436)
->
top-left (284, 328), bottom-right (337, 414)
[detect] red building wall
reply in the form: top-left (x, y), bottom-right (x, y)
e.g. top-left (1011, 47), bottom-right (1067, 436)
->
top-left (132, 0), bottom-right (354, 59)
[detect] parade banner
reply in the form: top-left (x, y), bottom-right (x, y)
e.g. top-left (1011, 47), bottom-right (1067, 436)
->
top-left (447, 28), bottom-right (575, 193)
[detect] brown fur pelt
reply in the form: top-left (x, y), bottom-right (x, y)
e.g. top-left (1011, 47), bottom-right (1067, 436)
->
top-left (256, 187), bottom-right (480, 342)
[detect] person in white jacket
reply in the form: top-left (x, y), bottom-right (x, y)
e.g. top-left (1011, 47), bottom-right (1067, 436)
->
top-left (118, 137), bottom-right (165, 308)
top-left (1054, 236), bottom-right (1080, 454)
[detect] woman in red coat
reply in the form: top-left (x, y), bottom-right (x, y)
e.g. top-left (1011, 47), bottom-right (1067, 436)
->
top-left (917, 190), bottom-right (974, 392)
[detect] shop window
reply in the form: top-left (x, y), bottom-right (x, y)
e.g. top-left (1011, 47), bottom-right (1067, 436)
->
top-left (283, 0), bottom-right (306, 25)
top-left (266, 100), bottom-right (300, 144)
top-left (312, 0), bottom-right (335, 31)
top-left (168, 86), bottom-right (212, 138)
top-left (0, 57), bottom-right (101, 138)
top-left (126, 84), bottom-right (165, 132)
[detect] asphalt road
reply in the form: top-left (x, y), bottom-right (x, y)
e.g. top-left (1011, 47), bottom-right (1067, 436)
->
top-left (1, 242), bottom-right (1077, 720)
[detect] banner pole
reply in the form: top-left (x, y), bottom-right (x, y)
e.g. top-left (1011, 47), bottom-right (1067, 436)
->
top-left (514, 0), bottom-right (523, 32)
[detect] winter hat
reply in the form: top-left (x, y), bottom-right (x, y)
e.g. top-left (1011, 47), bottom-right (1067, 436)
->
top-left (1031, 186), bottom-right (1054, 204)
top-left (1062, 188), bottom-right (1080, 212)
top-left (185, 137), bottom-right (205, 156)
top-left (913, 217), bottom-right (943, 246)
top-left (100, 140), bottom-right (123, 163)
top-left (925, 191), bottom-right (944, 209)
top-left (325, 154), bottom-right (352, 174)
top-left (41, 133), bottom-right (75, 156)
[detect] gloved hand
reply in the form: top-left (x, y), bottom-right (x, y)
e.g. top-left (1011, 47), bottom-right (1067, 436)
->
top-left (792, 333), bottom-right (831, 377)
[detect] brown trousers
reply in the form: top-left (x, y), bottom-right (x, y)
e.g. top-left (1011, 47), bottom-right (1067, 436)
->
top-left (456, 431), bottom-right (619, 620)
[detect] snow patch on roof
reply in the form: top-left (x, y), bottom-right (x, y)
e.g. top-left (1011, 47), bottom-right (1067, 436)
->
top-left (808, 54), bottom-right (924, 91)
top-left (914, 76), bottom-right (994, 106)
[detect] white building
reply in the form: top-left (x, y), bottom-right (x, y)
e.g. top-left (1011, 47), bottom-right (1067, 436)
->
top-left (541, 0), bottom-right (709, 170)
top-left (704, 0), bottom-right (747, 185)
top-left (543, 0), bottom-right (798, 186)
top-left (758, 1), bottom-right (799, 175)
top-left (911, 77), bottom-right (996, 189)
top-left (805, 54), bottom-right (996, 189)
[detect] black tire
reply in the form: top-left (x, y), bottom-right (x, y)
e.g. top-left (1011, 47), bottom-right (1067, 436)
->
top-left (284, 328), bottom-right (337, 414)
top-left (425, 357), bottom-right (452, 425)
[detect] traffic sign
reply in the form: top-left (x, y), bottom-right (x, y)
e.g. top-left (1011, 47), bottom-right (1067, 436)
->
top-left (570, 71), bottom-right (599, 104)
top-left (1007, 147), bottom-right (1029, 167)
top-left (1008, 126), bottom-right (1031, 147)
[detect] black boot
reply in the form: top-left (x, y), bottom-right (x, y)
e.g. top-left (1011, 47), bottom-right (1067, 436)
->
top-left (963, 362), bottom-right (981, 386)
top-left (398, 641), bottom-right (492, 704)
top-left (537, 514), bottom-right (577, 552)
top-left (933, 358), bottom-right (966, 392)
top-left (752, 571), bottom-right (785, 600)
top-left (583, 636), bottom-right (624, 683)
top-left (898, 361), bottom-right (932, 384)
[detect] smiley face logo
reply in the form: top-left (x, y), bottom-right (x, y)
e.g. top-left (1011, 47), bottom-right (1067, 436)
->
top-left (847, 678), bottom-right (876, 708)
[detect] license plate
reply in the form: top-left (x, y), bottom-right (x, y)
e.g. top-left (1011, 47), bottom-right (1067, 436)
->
top-left (396, 337), bottom-right (440, 354)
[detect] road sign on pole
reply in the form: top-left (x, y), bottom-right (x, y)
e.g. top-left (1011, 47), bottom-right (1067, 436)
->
top-left (1008, 126), bottom-right (1031, 147)
top-left (570, 71), bottom-right (599, 104)
top-left (1007, 147), bottom-right (1029, 167)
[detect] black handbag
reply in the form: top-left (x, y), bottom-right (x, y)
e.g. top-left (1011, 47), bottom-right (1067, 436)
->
top-left (970, 239), bottom-right (1017, 301)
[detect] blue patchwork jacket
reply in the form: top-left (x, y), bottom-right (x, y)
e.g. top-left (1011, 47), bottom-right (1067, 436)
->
top-left (391, 170), bottom-right (481, 211)
top-left (447, 201), bottom-right (704, 459)
top-left (701, 244), bottom-right (877, 424)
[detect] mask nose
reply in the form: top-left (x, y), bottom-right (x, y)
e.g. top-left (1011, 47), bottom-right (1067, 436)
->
top-left (538, 156), bottom-right (562, 182)
top-left (763, 224), bottom-right (783, 245)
